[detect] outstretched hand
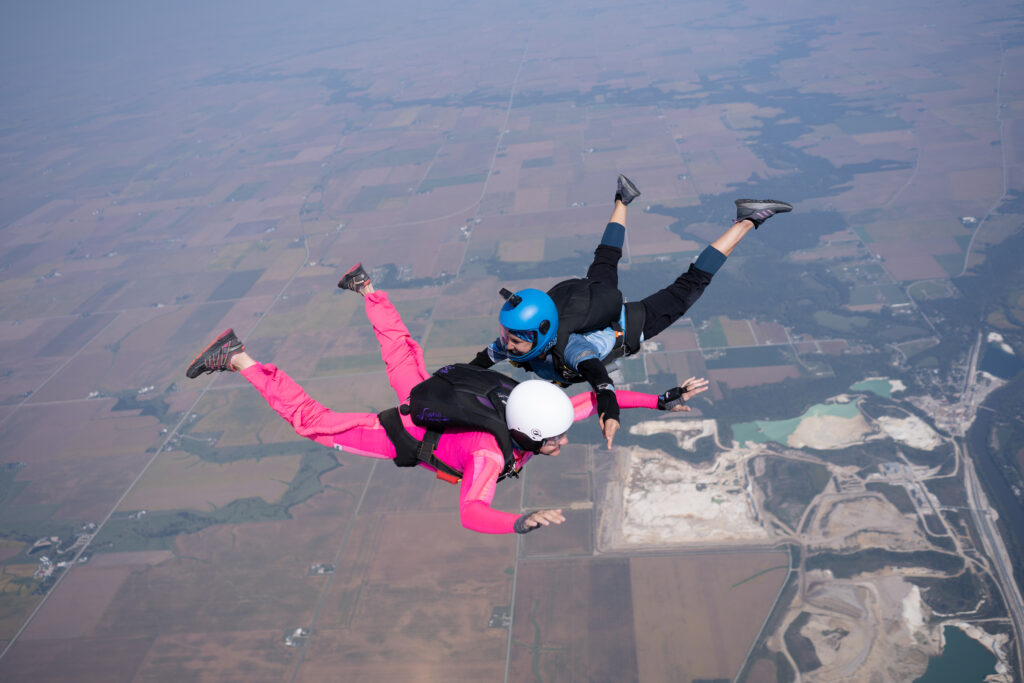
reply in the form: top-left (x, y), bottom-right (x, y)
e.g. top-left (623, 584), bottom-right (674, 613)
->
top-left (523, 508), bottom-right (565, 530)
top-left (599, 416), bottom-right (620, 449)
top-left (658, 376), bottom-right (710, 411)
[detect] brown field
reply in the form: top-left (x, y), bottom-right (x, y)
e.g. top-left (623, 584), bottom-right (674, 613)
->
top-left (75, 479), bottom-right (378, 668)
top-left (20, 564), bottom-right (140, 641)
top-left (293, 509), bottom-right (513, 681)
top-left (747, 654), bottom-right (784, 683)
top-left (627, 217), bottom-right (702, 258)
top-left (510, 557), bottom-right (638, 681)
top-left (818, 340), bottom-right (851, 355)
top-left (949, 167), bottom-right (1005, 202)
top-left (433, 276), bottom-right (504, 318)
top-left (498, 237), bottom-right (546, 262)
top-left (630, 551), bottom-right (788, 682)
top-left (0, 0), bottom-right (1015, 678)
top-left (645, 350), bottom-right (711, 388)
top-left (847, 303), bottom-right (884, 313)
top-left (0, 540), bottom-right (24, 563)
top-left (721, 316), bottom-right (758, 347)
top-left (120, 451), bottom-right (302, 511)
top-left (789, 244), bottom-right (863, 263)
top-left (521, 508), bottom-right (594, 557)
top-left (523, 443), bottom-right (592, 509)
top-left (87, 551), bottom-right (174, 568)
top-left (649, 326), bottom-right (700, 352)
top-left (135, 630), bottom-right (295, 681)
top-left (423, 343), bottom-right (500, 368)
top-left (0, 404), bottom-right (161, 522)
top-left (507, 550), bottom-right (788, 682)
top-left (751, 321), bottom-right (790, 345)
top-left (0, 636), bottom-right (155, 683)
top-left (0, 358), bottom-right (55, 406)
top-left (423, 315), bottom-right (497, 350)
top-left (873, 236), bottom-right (963, 259)
top-left (881, 255), bottom-right (954, 282)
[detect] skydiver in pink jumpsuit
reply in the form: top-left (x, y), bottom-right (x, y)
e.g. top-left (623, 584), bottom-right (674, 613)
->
top-left (186, 267), bottom-right (708, 535)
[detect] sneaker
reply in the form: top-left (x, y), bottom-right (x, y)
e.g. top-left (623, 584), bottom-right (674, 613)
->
top-left (734, 199), bottom-right (792, 229)
top-left (186, 329), bottom-right (244, 378)
top-left (615, 174), bottom-right (641, 206)
top-left (337, 262), bottom-right (371, 293)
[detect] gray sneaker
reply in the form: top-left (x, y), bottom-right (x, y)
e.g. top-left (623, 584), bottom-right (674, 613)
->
top-left (734, 199), bottom-right (792, 229)
top-left (615, 174), bottom-right (641, 206)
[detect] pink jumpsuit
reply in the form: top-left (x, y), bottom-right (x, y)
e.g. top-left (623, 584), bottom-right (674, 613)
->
top-left (241, 291), bottom-right (659, 534)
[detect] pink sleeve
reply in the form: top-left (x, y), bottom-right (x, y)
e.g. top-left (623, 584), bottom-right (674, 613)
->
top-left (570, 390), bottom-right (658, 421)
top-left (457, 451), bottom-right (519, 534)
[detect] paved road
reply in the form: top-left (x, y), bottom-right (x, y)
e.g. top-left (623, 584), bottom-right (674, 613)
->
top-left (960, 333), bottom-right (1023, 678)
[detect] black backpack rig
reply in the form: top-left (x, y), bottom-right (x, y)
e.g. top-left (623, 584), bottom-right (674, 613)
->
top-left (377, 364), bottom-right (531, 485)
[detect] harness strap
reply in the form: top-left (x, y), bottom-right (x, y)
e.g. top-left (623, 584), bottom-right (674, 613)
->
top-left (377, 407), bottom-right (464, 485)
top-left (622, 301), bottom-right (646, 355)
top-left (605, 302), bottom-right (647, 361)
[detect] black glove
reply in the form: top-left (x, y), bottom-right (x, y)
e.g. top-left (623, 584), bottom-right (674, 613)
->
top-left (514, 514), bottom-right (538, 534)
top-left (596, 384), bottom-right (620, 423)
top-left (576, 358), bottom-right (620, 422)
top-left (658, 387), bottom-right (686, 411)
top-left (469, 349), bottom-right (496, 368)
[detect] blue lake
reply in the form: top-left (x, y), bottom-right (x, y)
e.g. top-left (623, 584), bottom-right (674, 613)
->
top-left (980, 342), bottom-right (1024, 380)
top-left (913, 626), bottom-right (997, 683)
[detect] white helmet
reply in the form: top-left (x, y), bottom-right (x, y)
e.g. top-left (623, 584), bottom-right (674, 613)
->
top-left (505, 380), bottom-right (575, 450)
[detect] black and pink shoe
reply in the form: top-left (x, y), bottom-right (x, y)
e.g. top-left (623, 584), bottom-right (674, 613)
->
top-left (337, 263), bottom-right (371, 293)
top-left (186, 329), bottom-right (244, 378)
top-left (734, 199), bottom-right (792, 229)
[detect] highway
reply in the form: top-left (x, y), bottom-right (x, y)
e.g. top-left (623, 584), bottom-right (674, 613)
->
top-left (959, 333), bottom-right (1024, 679)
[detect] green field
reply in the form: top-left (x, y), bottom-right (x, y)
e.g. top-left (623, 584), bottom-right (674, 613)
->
top-left (908, 280), bottom-right (953, 300)
top-left (848, 285), bottom-right (909, 306)
top-left (898, 337), bottom-right (940, 360)
top-left (705, 346), bottom-right (793, 369)
top-left (698, 317), bottom-right (727, 348)
top-left (813, 310), bottom-right (872, 332)
top-left (850, 378), bottom-right (894, 398)
top-left (346, 145), bottom-right (439, 170)
top-left (225, 182), bottom-right (264, 202)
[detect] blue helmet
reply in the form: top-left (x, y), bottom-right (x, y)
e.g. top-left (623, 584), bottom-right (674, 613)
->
top-left (498, 288), bottom-right (558, 362)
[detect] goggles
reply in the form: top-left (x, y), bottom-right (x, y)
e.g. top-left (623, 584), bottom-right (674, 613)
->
top-left (541, 431), bottom-right (568, 448)
top-left (500, 326), bottom-right (537, 350)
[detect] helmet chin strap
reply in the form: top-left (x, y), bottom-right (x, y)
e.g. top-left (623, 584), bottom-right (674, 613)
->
top-left (510, 429), bottom-right (544, 452)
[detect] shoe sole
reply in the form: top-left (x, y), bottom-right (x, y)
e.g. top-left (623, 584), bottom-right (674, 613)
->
top-left (735, 199), bottom-right (792, 212)
top-left (186, 329), bottom-right (236, 379)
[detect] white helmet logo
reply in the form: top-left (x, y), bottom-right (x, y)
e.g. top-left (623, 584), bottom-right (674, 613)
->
top-left (531, 428), bottom-right (542, 438)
